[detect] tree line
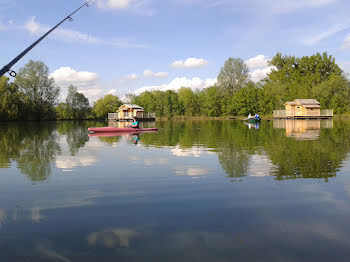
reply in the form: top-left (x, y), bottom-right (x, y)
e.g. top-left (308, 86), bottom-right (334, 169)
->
top-left (0, 52), bottom-right (349, 121)
top-left (129, 52), bottom-right (350, 117)
top-left (0, 60), bottom-right (122, 121)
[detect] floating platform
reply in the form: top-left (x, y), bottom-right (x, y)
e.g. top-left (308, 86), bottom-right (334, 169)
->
top-left (273, 116), bottom-right (333, 119)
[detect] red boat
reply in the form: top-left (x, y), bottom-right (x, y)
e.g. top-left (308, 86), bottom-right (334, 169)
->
top-left (88, 130), bottom-right (158, 137)
top-left (88, 127), bottom-right (158, 133)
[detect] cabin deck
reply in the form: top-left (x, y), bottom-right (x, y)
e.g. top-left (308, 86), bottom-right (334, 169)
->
top-left (108, 112), bottom-right (156, 122)
top-left (273, 110), bottom-right (333, 119)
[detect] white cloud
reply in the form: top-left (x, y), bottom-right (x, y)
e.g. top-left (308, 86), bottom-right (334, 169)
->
top-left (50, 66), bottom-right (118, 102)
top-left (95, 0), bottom-right (154, 15)
top-left (181, 0), bottom-right (338, 13)
top-left (134, 77), bottom-right (217, 95)
top-left (50, 67), bottom-right (100, 88)
top-left (125, 74), bottom-right (140, 80)
top-left (341, 35), bottom-right (350, 49)
top-left (143, 69), bottom-right (169, 78)
top-left (249, 66), bottom-right (275, 82)
top-left (171, 58), bottom-right (209, 69)
top-left (302, 22), bottom-right (350, 46)
top-left (267, 0), bottom-right (339, 13)
top-left (96, 0), bottom-right (132, 9)
top-left (245, 55), bottom-right (269, 69)
top-left (107, 89), bottom-right (120, 96)
top-left (25, 17), bottom-right (146, 48)
top-left (78, 88), bottom-right (106, 102)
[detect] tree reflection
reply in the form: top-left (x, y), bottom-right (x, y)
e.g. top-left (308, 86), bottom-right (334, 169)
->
top-left (57, 121), bottom-right (91, 156)
top-left (0, 120), bottom-right (350, 182)
top-left (265, 121), bottom-right (350, 181)
top-left (0, 122), bottom-right (61, 181)
top-left (141, 120), bottom-right (350, 181)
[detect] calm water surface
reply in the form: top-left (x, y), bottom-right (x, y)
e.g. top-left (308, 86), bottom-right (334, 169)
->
top-left (0, 119), bottom-right (350, 261)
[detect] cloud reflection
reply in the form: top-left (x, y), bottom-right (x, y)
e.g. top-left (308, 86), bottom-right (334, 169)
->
top-left (87, 229), bottom-right (140, 248)
top-left (248, 154), bottom-right (276, 177)
top-left (171, 146), bottom-right (215, 158)
top-left (173, 166), bottom-right (210, 176)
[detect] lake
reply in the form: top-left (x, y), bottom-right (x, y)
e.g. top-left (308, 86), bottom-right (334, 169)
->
top-left (0, 119), bottom-right (350, 261)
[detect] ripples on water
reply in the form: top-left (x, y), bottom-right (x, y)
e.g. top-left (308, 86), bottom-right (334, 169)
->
top-left (0, 119), bottom-right (350, 261)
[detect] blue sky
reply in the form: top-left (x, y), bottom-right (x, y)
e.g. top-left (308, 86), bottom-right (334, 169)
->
top-left (1, 0), bottom-right (350, 101)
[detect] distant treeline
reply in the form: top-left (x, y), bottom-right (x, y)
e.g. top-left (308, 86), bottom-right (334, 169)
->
top-left (128, 52), bottom-right (350, 117)
top-left (0, 52), bottom-right (349, 121)
top-left (0, 60), bottom-right (122, 121)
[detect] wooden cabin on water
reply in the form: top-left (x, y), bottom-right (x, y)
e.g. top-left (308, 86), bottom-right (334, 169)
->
top-left (108, 104), bottom-right (156, 121)
top-left (274, 99), bottom-right (333, 119)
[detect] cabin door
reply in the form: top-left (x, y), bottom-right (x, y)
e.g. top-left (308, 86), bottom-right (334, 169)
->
top-left (291, 106), bottom-right (295, 117)
top-left (296, 106), bottom-right (302, 116)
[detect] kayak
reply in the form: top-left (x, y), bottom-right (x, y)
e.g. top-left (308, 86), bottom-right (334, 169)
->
top-left (88, 127), bottom-right (158, 133)
top-left (88, 130), bottom-right (158, 137)
top-left (245, 118), bottom-right (261, 124)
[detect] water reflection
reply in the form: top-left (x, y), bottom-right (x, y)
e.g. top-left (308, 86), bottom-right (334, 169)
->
top-left (0, 122), bottom-right (61, 181)
top-left (0, 120), bottom-right (349, 182)
top-left (87, 229), bottom-right (140, 248)
top-left (273, 119), bottom-right (333, 140)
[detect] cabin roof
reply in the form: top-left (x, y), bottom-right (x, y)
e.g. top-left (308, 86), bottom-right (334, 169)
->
top-left (286, 101), bottom-right (298, 106)
top-left (118, 104), bottom-right (144, 110)
top-left (294, 99), bottom-right (320, 105)
top-left (285, 99), bottom-right (320, 107)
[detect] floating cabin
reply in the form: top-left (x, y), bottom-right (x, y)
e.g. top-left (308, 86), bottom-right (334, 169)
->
top-left (108, 104), bottom-right (156, 121)
top-left (273, 99), bottom-right (333, 119)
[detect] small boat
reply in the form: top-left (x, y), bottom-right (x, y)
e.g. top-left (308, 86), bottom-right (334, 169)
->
top-left (88, 127), bottom-right (158, 133)
top-left (243, 113), bottom-right (261, 124)
top-left (88, 130), bottom-right (158, 137)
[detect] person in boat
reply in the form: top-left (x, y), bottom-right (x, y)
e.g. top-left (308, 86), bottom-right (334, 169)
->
top-left (128, 117), bottom-right (139, 128)
top-left (255, 113), bottom-right (260, 120)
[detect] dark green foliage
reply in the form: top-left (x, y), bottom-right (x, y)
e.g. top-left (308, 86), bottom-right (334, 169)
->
top-left (93, 94), bottom-right (122, 119)
top-left (14, 60), bottom-right (60, 120)
top-left (65, 85), bottom-right (90, 119)
top-left (0, 76), bottom-right (24, 120)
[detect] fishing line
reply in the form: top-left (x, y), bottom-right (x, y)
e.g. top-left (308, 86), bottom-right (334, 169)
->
top-left (0, 0), bottom-right (93, 78)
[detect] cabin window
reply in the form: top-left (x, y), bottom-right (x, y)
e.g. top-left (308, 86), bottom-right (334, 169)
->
top-left (124, 111), bottom-right (128, 117)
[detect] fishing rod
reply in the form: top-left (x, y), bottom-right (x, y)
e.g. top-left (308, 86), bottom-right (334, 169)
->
top-left (0, 0), bottom-right (93, 78)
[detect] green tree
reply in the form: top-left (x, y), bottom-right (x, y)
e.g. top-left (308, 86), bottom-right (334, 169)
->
top-left (178, 87), bottom-right (199, 116)
top-left (66, 85), bottom-right (90, 119)
top-left (264, 52), bottom-right (344, 108)
top-left (217, 57), bottom-right (249, 96)
top-left (163, 90), bottom-right (182, 116)
top-left (199, 86), bottom-right (222, 117)
top-left (14, 60), bottom-right (60, 120)
top-left (313, 74), bottom-right (350, 114)
top-left (0, 76), bottom-right (24, 120)
top-left (229, 82), bottom-right (275, 116)
top-left (55, 102), bottom-right (70, 119)
top-left (93, 94), bottom-right (122, 119)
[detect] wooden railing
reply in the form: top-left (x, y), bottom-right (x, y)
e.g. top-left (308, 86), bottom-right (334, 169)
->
top-left (273, 110), bottom-right (333, 118)
top-left (273, 110), bottom-right (286, 118)
top-left (321, 109), bottom-right (333, 117)
top-left (108, 112), bottom-right (156, 120)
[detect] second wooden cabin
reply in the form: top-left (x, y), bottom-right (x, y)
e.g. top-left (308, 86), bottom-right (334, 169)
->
top-left (274, 99), bottom-right (333, 119)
